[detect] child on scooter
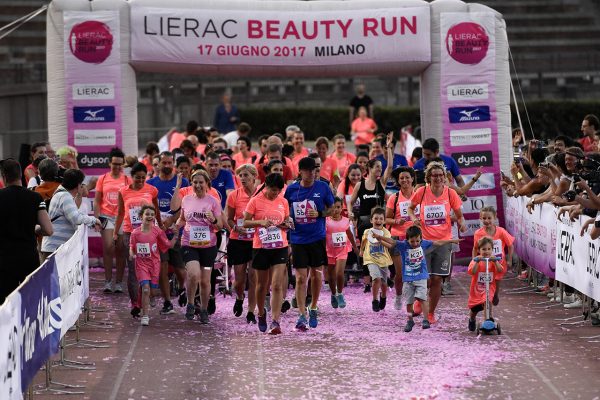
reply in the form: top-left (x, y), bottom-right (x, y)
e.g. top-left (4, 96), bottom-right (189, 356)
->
top-left (468, 237), bottom-right (503, 332)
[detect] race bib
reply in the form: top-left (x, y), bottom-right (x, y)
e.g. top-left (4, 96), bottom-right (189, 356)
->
top-left (258, 227), bottom-right (284, 249)
top-left (190, 225), bottom-right (211, 247)
top-left (332, 232), bottom-right (347, 248)
top-left (405, 247), bottom-right (424, 275)
top-left (136, 242), bottom-right (151, 257)
top-left (129, 207), bottom-right (142, 227)
top-left (237, 218), bottom-right (254, 241)
top-left (293, 200), bottom-right (317, 224)
top-left (477, 271), bottom-right (493, 284)
top-left (424, 204), bottom-right (447, 226)
top-left (493, 239), bottom-right (503, 258)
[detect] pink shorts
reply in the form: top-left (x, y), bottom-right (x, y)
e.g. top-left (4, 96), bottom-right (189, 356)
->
top-left (135, 262), bottom-right (160, 286)
top-left (327, 256), bottom-right (348, 266)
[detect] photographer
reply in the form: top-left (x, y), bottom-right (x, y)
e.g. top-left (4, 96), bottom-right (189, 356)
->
top-left (552, 147), bottom-right (585, 207)
top-left (510, 146), bottom-right (550, 197)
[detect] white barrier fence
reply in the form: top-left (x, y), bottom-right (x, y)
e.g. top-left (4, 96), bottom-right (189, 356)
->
top-left (0, 225), bottom-right (89, 399)
top-left (505, 196), bottom-right (600, 302)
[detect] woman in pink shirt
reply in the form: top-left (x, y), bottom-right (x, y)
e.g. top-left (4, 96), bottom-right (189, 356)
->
top-left (336, 163), bottom-right (362, 217)
top-left (94, 147), bottom-right (132, 294)
top-left (114, 162), bottom-right (161, 317)
top-left (176, 169), bottom-right (223, 324)
top-left (329, 134), bottom-right (356, 179)
top-left (350, 107), bottom-right (377, 146)
top-left (408, 162), bottom-right (466, 323)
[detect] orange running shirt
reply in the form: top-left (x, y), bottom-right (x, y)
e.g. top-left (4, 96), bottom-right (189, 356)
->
top-left (119, 184), bottom-right (158, 233)
top-left (411, 186), bottom-right (462, 241)
top-left (245, 191), bottom-right (290, 249)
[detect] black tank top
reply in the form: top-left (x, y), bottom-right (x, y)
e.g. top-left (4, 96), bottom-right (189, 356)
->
top-left (356, 178), bottom-right (385, 217)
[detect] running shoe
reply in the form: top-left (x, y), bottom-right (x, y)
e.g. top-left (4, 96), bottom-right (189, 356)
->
top-left (208, 296), bottom-right (216, 315)
top-left (141, 315), bottom-right (149, 326)
top-left (199, 310), bottom-right (209, 325)
top-left (412, 300), bottom-right (422, 316)
top-left (372, 299), bottom-right (380, 312)
top-left (113, 282), bottom-right (124, 293)
top-left (564, 297), bottom-right (583, 309)
top-left (337, 293), bottom-right (346, 309)
top-left (281, 300), bottom-right (291, 314)
top-left (331, 294), bottom-right (339, 309)
top-left (468, 318), bottom-right (476, 332)
top-left (394, 296), bottom-right (402, 310)
top-left (441, 281), bottom-right (454, 296)
top-left (185, 304), bottom-right (195, 320)
top-left (364, 284), bottom-right (371, 293)
top-left (295, 314), bottom-right (308, 331)
top-left (378, 296), bottom-right (387, 311)
top-left (160, 300), bottom-right (175, 315)
top-left (308, 308), bottom-right (318, 328)
top-left (246, 311), bottom-right (257, 324)
top-left (428, 313), bottom-right (438, 324)
top-left (149, 296), bottom-right (156, 308)
top-left (268, 321), bottom-right (282, 335)
top-left (265, 294), bottom-right (271, 312)
top-left (422, 319), bottom-right (431, 330)
top-left (258, 312), bottom-right (268, 332)
top-left (103, 281), bottom-right (113, 293)
top-left (233, 298), bottom-right (243, 317)
top-left (130, 307), bottom-right (141, 319)
top-left (404, 319), bottom-right (415, 332)
top-left (178, 290), bottom-right (187, 307)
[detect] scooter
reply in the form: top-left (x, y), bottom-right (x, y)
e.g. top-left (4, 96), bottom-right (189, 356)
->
top-left (473, 256), bottom-right (502, 335)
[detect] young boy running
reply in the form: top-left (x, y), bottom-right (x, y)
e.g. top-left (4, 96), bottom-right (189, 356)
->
top-left (374, 226), bottom-right (459, 332)
top-left (359, 207), bottom-right (392, 312)
top-left (129, 205), bottom-right (178, 326)
top-left (468, 237), bottom-right (504, 331)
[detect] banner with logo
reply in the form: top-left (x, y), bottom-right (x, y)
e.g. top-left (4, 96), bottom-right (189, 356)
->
top-left (54, 225), bottom-right (88, 338)
top-left (556, 216), bottom-right (600, 302)
top-left (64, 11), bottom-right (122, 176)
top-left (440, 13), bottom-right (501, 255)
top-left (18, 258), bottom-right (61, 392)
top-left (130, 5), bottom-right (431, 66)
top-left (0, 292), bottom-right (22, 400)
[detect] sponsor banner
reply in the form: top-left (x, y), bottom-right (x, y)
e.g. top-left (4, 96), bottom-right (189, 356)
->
top-left (72, 83), bottom-right (115, 100)
top-left (74, 129), bottom-right (116, 146)
top-left (447, 83), bottom-right (489, 101)
top-left (0, 292), bottom-right (22, 400)
top-left (73, 106), bottom-right (115, 123)
top-left (463, 172), bottom-right (495, 191)
top-left (130, 5), bottom-right (431, 66)
top-left (54, 226), bottom-right (88, 338)
top-left (19, 258), bottom-right (61, 392)
top-left (462, 195), bottom-right (497, 215)
top-left (452, 151), bottom-right (493, 168)
top-left (64, 11), bottom-right (122, 154)
top-left (448, 105), bottom-right (490, 124)
top-left (77, 152), bottom-right (110, 169)
top-left (450, 128), bottom-right (491, 146)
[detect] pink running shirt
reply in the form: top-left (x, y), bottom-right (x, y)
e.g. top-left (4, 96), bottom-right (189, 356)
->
top-left (97, 173), bottom-right (131, 217)
top-left (411, 185), bottom-right (462, 241)
top-left (326, 216), bottom-right (351, 260)
top-left (120, 184), bottom-right (158, 233)
top-left (180, 193), bottom-right (222, 248)
top-left (245, 191), bottom-right (289, 249)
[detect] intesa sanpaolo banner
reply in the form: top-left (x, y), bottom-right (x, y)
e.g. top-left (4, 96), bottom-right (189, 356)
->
top-left (130, 6), bottom-right (431, 66)
top-left (440, 13), bottom-right (501, 254)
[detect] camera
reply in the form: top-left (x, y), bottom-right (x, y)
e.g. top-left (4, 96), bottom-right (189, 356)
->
top-left (562, 190), bottom-right (577, 202)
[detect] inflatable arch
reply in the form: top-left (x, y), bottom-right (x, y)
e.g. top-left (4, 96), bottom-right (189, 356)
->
top-left (47, 0), bottom-right (510, 228)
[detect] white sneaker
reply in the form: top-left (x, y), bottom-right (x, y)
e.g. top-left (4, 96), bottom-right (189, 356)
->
top-left (103, 281), bottom-right (113, 293)
top-left (562, 294), bottom-right (576, 304)
top-left (564, 297), bottom-right (582, 309)
top-left (394, 296), bottom-right (403, 310)
top-left (141, 315), bottom-right (149, 326)
top-left (547, 288), bottom-right (559, 298)
top-left (113, 282), bottom-right (124, 293)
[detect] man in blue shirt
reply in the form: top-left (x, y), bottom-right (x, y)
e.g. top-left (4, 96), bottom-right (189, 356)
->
top-left (147, 151), bottom-right (189, 315)
top-left (412, 138), bottom-right (465, 187)
top-left (205, 152), bottom-right (235, 209)
top-left (375, 136), bottom-right (408, 194)
top-left (284, 157), bottom-right (335, 331)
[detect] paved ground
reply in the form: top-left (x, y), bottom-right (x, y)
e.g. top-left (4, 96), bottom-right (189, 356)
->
top-left (32, 269), bottom-right (600, 400)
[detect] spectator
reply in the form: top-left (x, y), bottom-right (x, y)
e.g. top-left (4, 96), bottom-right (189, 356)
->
top-left (349, 83), bottom-right (374, 126)
top-left (214, 93), bottom-right (240, 134)
top-left (24, 142), bottom-right (47, 183)
top-left (57, 145), bottom-right (79, 170)
top-left (34, 158), bottom-right (62, 204)
top-left (0, 159), bottom-right (53, 303)
top-left (512, 127), bottom-right (524, 151)
top-left (580, 114), bottom-right (599, 152)
top-left (26, 154), bottom-right (48, 189)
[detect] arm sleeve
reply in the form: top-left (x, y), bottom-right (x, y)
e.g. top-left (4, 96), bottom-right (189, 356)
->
top-left (129, 231), bottom-right (137, 252)
top-left (245, 197), bottom-right (256, 216)
top-left (448, 188), bottom-right (463, 210)
top-left (61, 194), bottom-right (97, 227)
top-left (225, 172), bottom-right (235, 190)
top-left (467, 260), bottom-right (476, 275)
top-left (157, 229), bottom-right (171, 253)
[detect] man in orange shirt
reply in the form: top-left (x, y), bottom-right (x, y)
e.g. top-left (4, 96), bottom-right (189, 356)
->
top-left (314, 137), bottom-right (339, 186)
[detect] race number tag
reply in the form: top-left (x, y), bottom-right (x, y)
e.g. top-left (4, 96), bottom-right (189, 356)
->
top-left (477, 272), bottom-right (493, 284)
top-left (424, 204), bottom-right (446, 226)
top-left (493, 239), bottom-right (503, 258)
top-left (399, 202), bottom-right (419, 221)
top-left (136, 243), bottom-right (151, 257)
top-left (190, 225), bottom-right (211, 247)
top-left (129, 207), bottom-right (142, 227)
top-left (332, 232), bottom-right (347, 248)
top-left (237, 218), bottom-right (255, 241)
top-left (293, 200), bottom-right (316, 224)
top-left (258, 227), bottom-right (284, 249)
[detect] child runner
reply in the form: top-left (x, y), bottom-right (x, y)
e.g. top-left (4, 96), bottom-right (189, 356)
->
top-left (472, 206), bottom-right (514, 306)
top-left (374, 226), bottom-right (460, 332)
top-left (129, 205), bottom-right (178, 326)
top-left (468, 237), bottom-right (504, 331)
top-left (325, 197), bottom-right (358, 309)
top-left (359, 206), bottom-right (392, 312)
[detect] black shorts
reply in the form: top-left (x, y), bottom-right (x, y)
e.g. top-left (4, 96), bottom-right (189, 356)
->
top-left (252, 248), bottom-right (289, 271)
top-left (227, 239), bottom-right (253, 265)
top-left (181, 246), bottom-right (217, 269)
top-left (159, 241), bottom-right (184, 269)
top-left (291, 240), bottom-right (327, 269)
top-left (470, 304), bottom-right (484, 313)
